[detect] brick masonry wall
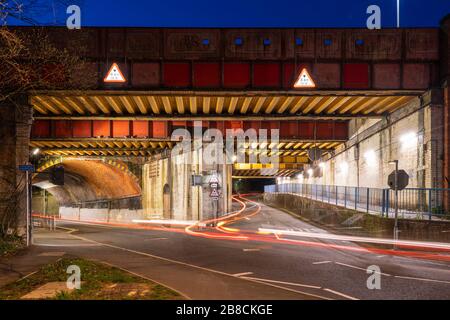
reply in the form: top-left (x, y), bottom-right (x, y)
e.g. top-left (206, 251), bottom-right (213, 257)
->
top-left (0, 97), bottom-right (32, 235)
top-left (300, 92), bottom-right (444, 189)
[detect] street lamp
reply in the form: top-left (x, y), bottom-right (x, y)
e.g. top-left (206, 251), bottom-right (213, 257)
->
top-left (389, 160), bottom-right (399, 242)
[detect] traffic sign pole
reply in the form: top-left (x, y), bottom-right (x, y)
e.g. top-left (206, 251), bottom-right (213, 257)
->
top-left (393, 160), bottom-right (399, 245)
top-left (25, 170), bottom-right (30, 246)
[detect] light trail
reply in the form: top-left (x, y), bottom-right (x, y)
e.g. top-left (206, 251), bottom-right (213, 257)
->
top-left (40, 195), bottom-right (450, 263)
top-left (258, 228), bottom-right (450, 252)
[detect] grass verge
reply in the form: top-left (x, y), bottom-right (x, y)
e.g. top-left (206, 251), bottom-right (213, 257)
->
top-left (0, 257), bottom-right (184, 300)
top-left (0, 236), bottom-right (24, 257)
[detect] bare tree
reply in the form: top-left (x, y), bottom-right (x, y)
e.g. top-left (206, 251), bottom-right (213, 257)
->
top-left (0, 0), bottom-right (93, 238)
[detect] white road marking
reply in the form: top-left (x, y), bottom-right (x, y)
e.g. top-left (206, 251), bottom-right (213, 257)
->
top-left (335, 262), bottom-right (392, 276)
top-left (242, 277), bottom-right (332, 300)
top-left (242, 276), bottom-right (321, 289)
top-left (144, 237), bottom-right (168, 241)
top-left (33, 243), bottom-right (100, 247)
top-left (243, 248), bottom-right (260, 252)
top-left (132, 219), bottom-right (198, 226)
top-left (324, 288), bottom-right (359, 300)
top-left (233, 272), bottom-right (254, 277)
top-left (58, 227), bottom-right (329, 300)
top-left (313, 261), bottom-right (332, 265)
top-left (394, 275), bottom-right (450, 285)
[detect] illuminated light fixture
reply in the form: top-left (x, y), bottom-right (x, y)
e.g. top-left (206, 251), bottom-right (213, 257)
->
top-left (400, 131), bottom-right (417, 149)
top-left (295, 37), bottom-right (303, 46)
top-left (231, 155), bottom-right (237, 163)
top-left (202, 38), bottom-right (210, 45)
top-left (293, 68), bottom-right (316, 88)
top-left (307, 168), bottom-right (313, 177)
top-left (32, 148), bottom-right (40, 155)
top-left (364, 150), bottom-right (377, 167)
top-left (339, 162), bottom-right (349, 175)
top-left (318, 162), bottom-right (325, 169)
top-left (104, 62), bottom-right (126, 83)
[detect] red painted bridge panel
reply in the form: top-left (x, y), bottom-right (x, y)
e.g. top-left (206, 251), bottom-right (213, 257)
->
top-left (32, 120), bottom-right (349, 141)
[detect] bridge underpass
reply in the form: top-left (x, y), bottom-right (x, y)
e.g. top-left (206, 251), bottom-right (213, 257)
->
top-left (28, 89), bottom-right (423, 224)
top-left (1, 19), bottom-right (450, 301)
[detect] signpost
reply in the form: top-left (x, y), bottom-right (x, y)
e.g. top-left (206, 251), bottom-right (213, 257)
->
top-left (18, 164), bottom-right (35, 246)
top-left (387, 161), bottom-right (409, 244)
top-left (209, 174), bottom-right (220, 201)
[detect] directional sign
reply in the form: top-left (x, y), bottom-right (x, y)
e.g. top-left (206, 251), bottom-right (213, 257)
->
top-left (18, 164), bottom-right (35, 172)
top-left (104, 63), bottom-right (126, 83)
top-left (293, 68), bottom-right (316, 88)
top-left (387, 170), bottom-right (409, 191)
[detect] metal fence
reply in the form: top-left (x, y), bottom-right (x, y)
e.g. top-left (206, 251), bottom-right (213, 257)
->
top-left (264, 183), bottom-right (450, 220)
top-left (65, 195), bottom-right (142, 211)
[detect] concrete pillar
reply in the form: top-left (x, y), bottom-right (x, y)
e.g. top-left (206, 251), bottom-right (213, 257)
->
top-left (0, 96), bottom-right (33, 236)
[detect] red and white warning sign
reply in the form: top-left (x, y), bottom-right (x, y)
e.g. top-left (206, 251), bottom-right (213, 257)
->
top-left (210, 188), bottom-right (220, 198)
top-left (293, 68), bottom-right (316, 88)
top-left (104, 63), bottom-right (126, 83)
top-left (209, 175), bottom-right (219, 184)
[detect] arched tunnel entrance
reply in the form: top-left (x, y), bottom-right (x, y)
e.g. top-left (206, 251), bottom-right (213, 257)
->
top-left (32, 159), bottom-right (141, 223)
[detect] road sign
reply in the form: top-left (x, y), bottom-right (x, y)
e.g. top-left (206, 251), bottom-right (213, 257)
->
top-left (104, 63), bottom-right (126, 83)
top-left (293, 68), bottom-right (316, 88)
top-left (191, 175), bottom-right (202, 186)
top-left (210, 188), bottom-right (220, 198)
top-left (209, 175), bottom-right (219, 184)
top-left (18, 164), bottom-right (35, 172)
top-left (387, 169), bottom-right (409, 190)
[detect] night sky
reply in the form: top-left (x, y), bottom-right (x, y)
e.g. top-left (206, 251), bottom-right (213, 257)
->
top-left (5, 0), bottom-right (450, 28)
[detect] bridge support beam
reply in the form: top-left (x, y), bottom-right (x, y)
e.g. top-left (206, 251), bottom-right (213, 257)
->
top-left (142, 144), bottom-right (232, 222)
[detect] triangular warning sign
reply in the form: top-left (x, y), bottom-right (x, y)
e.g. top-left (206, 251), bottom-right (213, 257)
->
top-left (209, 175), bottom-right (219, 184)
top-left (293, 68), bottom-right (316, 88)
top-left (210, 188), bottom-right (220, 198)
top-left (104, 63), bottom-right (126, 83)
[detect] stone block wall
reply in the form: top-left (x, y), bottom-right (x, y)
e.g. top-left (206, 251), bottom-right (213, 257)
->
top-left (0, 97), bottom-right (32, 236)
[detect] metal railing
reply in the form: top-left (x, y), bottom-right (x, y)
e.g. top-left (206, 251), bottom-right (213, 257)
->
top-left (264, 183), bottom-right (450, 220)
top-left (66, 195), bottom-right (142, 210)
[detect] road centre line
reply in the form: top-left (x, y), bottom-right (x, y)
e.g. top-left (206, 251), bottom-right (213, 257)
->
top-left (313, 261), bottom-right (332, 265)
top-left (233, 272), bottom-right (254, 277)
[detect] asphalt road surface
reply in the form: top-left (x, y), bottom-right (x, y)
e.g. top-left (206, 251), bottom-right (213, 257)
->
top-left (36, 196), bottom-right (450, 300)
